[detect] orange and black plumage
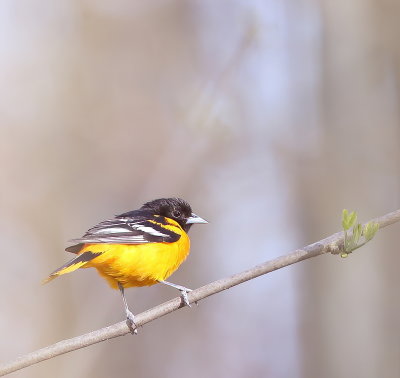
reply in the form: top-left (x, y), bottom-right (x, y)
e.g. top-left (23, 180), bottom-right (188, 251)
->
top-left (44, 198), bottom-right (207, 332)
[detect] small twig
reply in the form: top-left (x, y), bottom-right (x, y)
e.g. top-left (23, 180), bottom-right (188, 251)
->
top-left (1, 209), bottom-right (399, 376)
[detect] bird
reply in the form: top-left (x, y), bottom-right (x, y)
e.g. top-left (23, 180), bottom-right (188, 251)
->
top-left (44, 197), bottom-right (207, 333)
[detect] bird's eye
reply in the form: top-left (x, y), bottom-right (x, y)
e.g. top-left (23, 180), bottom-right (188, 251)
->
top-left (172, 210), bottom-right (181, 218)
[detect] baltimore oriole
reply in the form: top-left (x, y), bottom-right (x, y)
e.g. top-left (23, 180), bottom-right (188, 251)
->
top-left (44, 198), bottom-right (207, 333)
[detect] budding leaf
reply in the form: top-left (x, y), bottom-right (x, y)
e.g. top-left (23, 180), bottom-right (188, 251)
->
top-left (363, 222), bottom-right (379, 241)
top-left (352, 223), bottom-right (362, 245)
top-left (342, 209), bottom-right (357, 231)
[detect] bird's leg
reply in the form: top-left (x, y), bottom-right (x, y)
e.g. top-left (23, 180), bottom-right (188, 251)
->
top-left (118, 282), bottom-right (137, 334)
top-left (158, 280), bottom-right (194, 307)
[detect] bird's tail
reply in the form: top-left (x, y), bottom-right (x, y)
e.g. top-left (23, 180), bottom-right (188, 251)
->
top-left (43, 251), bottom-right (102, 284)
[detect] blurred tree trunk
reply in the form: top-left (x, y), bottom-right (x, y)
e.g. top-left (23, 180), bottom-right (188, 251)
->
top-left (297, 0), bottom-right (400, 377)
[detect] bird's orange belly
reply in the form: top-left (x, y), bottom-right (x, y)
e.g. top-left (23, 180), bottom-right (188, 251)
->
top-left (81, 236), bottom-right (190, 289)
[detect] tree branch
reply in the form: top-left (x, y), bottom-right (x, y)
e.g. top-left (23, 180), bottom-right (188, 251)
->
top-left (1, 209), bottom-right (400, 376)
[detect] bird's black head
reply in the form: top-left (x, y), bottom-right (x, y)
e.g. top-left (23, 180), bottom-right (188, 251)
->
top-left (141, 197), bottom-right (206, 232)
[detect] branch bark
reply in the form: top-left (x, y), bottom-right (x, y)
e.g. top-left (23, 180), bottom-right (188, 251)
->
top-left (1, 209), bottom-right (399, 376)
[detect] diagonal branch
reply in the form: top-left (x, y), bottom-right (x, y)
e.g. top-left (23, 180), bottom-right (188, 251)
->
top-left (1, 209), bottom-right (400, 377)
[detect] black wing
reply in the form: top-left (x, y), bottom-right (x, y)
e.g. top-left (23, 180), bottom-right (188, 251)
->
top-left (67, 216), bottom-right (181, 248)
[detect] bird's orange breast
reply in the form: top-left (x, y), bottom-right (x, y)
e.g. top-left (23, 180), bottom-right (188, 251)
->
top-left (80, 221), bottom-right (190, 289)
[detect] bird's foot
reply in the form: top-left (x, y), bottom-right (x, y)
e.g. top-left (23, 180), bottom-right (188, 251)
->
top-left (158, 280), bottom-right (198, 307)
top-left (179, 288), bottom-right (192, 307)
top-left (126, 310), bottom-right (138, 335)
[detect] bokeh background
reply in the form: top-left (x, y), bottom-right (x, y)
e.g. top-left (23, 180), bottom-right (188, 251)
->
top-left (1, 1), bottom-right (400, 377)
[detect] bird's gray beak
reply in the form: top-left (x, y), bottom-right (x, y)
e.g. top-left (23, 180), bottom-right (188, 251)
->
top-left (186, 213), bottom-right (208, 224)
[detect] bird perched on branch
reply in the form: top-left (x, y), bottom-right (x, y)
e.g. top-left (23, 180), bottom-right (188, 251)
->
top-left (44, 197), bottom-right (207, 333)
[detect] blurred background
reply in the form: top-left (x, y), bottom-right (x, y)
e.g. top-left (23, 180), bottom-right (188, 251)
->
top-left (1, 1), bottom-right (399, 377)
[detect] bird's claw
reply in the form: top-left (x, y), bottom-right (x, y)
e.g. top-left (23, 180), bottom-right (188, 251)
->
top-left (126, 310), bottom-right (138, 335)
top-left (179, 288), bottom-right (197, 307)
top-left (180, 289), bottom-right (191, 307)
